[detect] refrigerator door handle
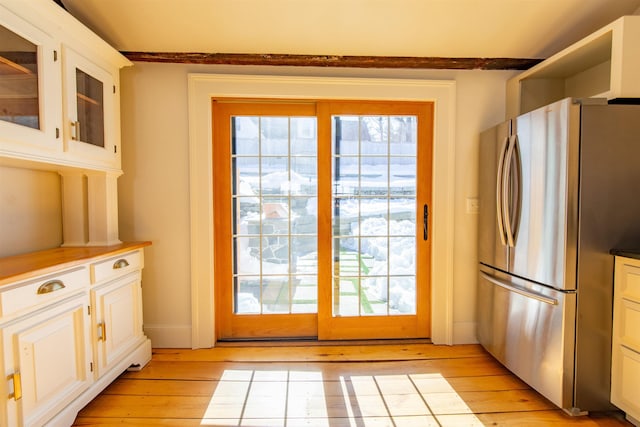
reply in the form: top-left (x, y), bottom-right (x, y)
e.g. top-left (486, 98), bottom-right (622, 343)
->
top-left (509, 135), bottom-right (521, 243)
top-left (502, 134), bottom-right (518, 247)
top-left (496, 135), bottom-right (509, 246)
top-left (480, 272), bottom-right (558, 305)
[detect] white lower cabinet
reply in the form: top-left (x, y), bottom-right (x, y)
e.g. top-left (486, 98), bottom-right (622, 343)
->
top-left (611, 256), bottom-right (640, 426)
top-left (0, 244), bottom-right (151, 426)
top-left (91, 272), bottom-right (143, 377)
top-left (1, 294), bottom-right (92, 427)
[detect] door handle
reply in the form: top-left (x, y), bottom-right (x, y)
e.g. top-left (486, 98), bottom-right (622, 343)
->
top-left (480, 272), bottom-right (558, 305)
top-left (496, 136), bottom-right (509, 246)
top-left (37, 279), bottom-right (65, 295)
top-left (423, 204), bottom-right (429, 240)
top-left (502, 135), bottom-right (518, 247)
top-left (97, 322), bottom-right (107, 342)
top-left (9, 372), bottom-right (22, 401)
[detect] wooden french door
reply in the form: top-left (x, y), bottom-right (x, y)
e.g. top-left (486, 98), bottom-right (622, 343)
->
top-left (213, 99), bottom-right (433, 341)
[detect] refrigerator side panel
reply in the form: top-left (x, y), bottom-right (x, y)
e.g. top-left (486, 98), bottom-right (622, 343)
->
top-left (478, 121), bottom-right (510, 271)
top-left (477, 265), bottom-right (576, 410)
top-left (510, 98), bottom-right (580, 290)
top-left (574, 103), bottom-right (640, 411)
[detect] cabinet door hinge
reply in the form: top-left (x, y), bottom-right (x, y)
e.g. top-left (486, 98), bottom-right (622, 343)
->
top-left (53, 50), bottom-right (58, 62)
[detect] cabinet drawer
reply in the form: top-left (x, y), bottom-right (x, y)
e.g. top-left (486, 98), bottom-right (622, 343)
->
top-left (0, 267), bottom-right (88, 319)
top-left (621, 263), bottom-right (640, 303)
top-left (90, 250), bottom-right (141, 284)
top-left (620, 298), bottom-right (640, 351)
top-left (612, 345), bottom-right (640, 421)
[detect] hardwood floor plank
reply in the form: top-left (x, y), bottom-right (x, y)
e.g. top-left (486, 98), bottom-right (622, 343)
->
top-left (422, 389), bottom-right (557, 414)
top-left (74, 419), bottom-right (206, 426)
top-left (412, 373), bottom-right (529, 392)
top-left (78, 395), bottom-right (214, 419)
top-left (103, 378), bottom-right (218, 396)
top-left (121, 356), bottom-right (510, 382)
top-left (438, 410), bottom-right (631, 426)
top-left (150, 343), bottom-right (486, 362)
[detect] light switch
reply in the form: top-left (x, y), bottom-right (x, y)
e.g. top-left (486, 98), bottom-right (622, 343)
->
top-left (466, 197), bottom-right (480, 214)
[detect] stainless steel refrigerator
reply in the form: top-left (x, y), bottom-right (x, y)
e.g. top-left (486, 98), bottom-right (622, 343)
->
top-left (477, 97), bottom-right (640, 415)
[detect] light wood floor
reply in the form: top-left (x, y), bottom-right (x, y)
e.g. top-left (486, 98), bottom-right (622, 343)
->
top-left (73, 342), bottom-right (632, 426)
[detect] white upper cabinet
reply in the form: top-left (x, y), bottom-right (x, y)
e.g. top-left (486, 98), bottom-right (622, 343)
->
top-left (506, 15), bottom-right (640, 118)
top-left (63, 46), bottom-right (120, 168)
top-left (0, 5), bottom-right (62, 158)
top-left (0, 0), bottom-right (130, 172)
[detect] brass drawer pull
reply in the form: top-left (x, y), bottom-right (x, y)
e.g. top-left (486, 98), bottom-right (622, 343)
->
top-left (113, 259), bottom-right (130, 269)
top-left (98, 322), bottom-right (107, 341)
top-left (37, 279), bottom-right (66, 295)
top-left (9, 372), bottom-right (22, 401)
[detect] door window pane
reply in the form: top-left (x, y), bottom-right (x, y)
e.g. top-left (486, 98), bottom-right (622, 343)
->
top-left (233, 116), bottom-right (318, 315)
top-left (332, 115), bottom-right (418, 317)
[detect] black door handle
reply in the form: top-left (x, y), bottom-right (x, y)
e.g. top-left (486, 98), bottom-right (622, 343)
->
top-left (423, 204), bottom-right (429, 241)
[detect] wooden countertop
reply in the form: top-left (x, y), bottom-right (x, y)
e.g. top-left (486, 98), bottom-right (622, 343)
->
top-left (0, 241), bottom-right (151, 287)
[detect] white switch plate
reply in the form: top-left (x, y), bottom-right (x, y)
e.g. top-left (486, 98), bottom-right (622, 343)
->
top-left (466, 197), bottom-right (480, 214)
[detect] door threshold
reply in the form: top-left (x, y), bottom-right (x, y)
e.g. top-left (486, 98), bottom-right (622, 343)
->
top-left (215, 338), bottom-right (433, 347)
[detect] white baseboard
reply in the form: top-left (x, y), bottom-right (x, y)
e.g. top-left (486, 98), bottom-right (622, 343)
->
top-left (144, 324), bottom-right (192, 348)
top-left (144, 323), bottom-right (477, 347)
top-left (453, 321), bottom-right (478, 344)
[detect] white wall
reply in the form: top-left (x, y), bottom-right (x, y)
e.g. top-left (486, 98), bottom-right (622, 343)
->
top-left (0, 165), bottom-right (62, 257)
top-left (118, 62), bottom-right (517, 347)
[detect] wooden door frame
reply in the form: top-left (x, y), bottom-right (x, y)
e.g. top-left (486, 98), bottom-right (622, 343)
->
top-left (212, 100), bottom-right (319, 340)
top-left (316, 100), bottom-right (433, 340)
top-left (188, 74), bottom-right (456, 348)
top-left (212, 99), bottom-right (433, 341)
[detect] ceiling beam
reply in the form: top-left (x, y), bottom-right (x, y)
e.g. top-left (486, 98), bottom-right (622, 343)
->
top-left (121, 52), bottom-right (542, 70)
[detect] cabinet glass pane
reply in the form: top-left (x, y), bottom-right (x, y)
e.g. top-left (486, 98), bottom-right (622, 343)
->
top-left (75, 68), bottom-right (104, 147)
top-left (0, 24), bottom-right (39, 129)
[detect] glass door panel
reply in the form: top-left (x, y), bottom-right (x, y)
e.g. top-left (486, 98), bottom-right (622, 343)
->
top-left (74, 68), bottom-right (104, 147)
top-left (317, 100), bottom-right (433, 341)
top-left (214, 101), bottom-right (319, 339)
top-left (0, 24), bottom-right (39, 129)
top-left (332, 115), bottom-right (418, 317)
top-left (232, 115), bottom-right (318, 315)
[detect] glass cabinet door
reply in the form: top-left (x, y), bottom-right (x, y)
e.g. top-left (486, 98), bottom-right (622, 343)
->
top-left (0, 5), bottom-right (61, 150)
top-left (63, 45), bottom-right (116, 166)
top-left (0, 23), bottom-right (40, 129)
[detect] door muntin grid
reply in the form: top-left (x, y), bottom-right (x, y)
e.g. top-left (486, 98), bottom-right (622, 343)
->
top-left (232, 116), bottom-right (318, 315)
top-left (332, 115), bottom-right (418, 317)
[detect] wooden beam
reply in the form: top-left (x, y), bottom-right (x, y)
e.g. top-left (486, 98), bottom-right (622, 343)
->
top-left (121, 52), bottom-right (542, 70)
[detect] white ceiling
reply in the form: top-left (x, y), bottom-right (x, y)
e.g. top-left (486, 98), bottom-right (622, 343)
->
top-left (60, 0), bottom-right (640, 60)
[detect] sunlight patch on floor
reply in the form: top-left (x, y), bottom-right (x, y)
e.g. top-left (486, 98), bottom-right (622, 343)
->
top-left (200, 369), bottom-right (482, 426)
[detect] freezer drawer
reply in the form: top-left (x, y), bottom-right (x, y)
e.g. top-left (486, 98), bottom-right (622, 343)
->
top-left (477, 266), bottom-right (577, 410)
